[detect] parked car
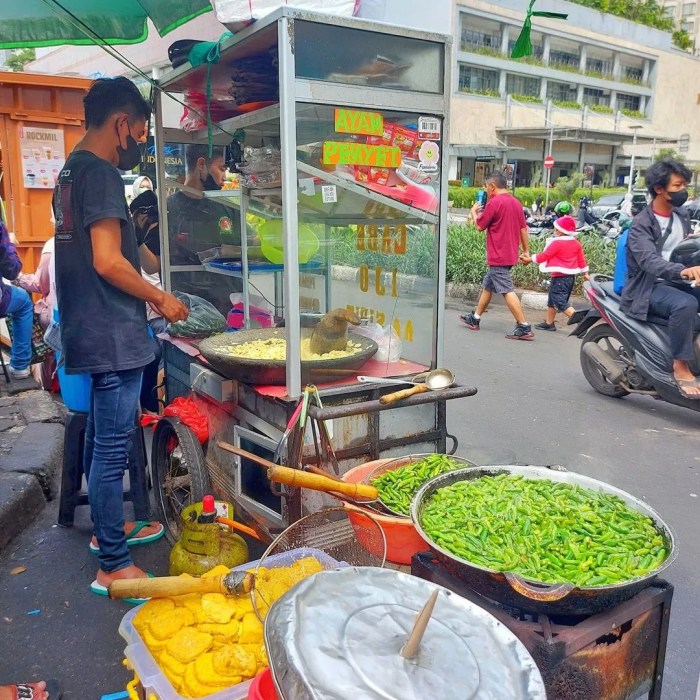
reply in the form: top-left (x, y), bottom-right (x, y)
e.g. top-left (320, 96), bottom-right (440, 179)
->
top-left (590, 191), bottom-right (647, 219)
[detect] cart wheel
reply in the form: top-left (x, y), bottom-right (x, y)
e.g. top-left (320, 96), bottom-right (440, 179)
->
top-left (152, 416), bottom-right (210, 544)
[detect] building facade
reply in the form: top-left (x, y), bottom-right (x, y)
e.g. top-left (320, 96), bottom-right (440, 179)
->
top-left (662, 0), bottom-right (699, 55)
top-left (450, 0), bottom-right (700, 188)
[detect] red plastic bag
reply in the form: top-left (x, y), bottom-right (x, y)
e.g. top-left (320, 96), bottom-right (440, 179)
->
top-left (164, 397), bottom-right (209, 444)
top-left (140, 396), bottom-right (209, 445)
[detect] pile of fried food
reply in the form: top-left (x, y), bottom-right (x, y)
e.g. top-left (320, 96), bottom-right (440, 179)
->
top-left (133, 557), bottom-right (323, 697)
top-left (224, 336), bottom-right (363, 362)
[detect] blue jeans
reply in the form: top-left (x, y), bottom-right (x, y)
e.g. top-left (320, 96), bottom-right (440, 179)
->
top-left (84, 367), bottom-right (144, 573)
top-left (6, 286), bottom-right (33, 370)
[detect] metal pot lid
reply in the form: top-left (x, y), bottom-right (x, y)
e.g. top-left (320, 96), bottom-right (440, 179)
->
top-left (264, 567), bottom-right (546, 700)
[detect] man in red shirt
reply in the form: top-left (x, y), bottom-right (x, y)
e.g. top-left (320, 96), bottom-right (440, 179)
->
top-left (460, 171), bottom-right (534, 340)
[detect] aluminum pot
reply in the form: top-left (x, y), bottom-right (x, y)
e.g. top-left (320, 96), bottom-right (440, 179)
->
top-left (198, 328), bottom-right (378, 385)
top-left (410, 465), bottom-right (677, 615)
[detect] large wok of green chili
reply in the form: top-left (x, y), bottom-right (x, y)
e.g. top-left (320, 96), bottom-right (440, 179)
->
top-left (418, 473), bottom-right (669, 587)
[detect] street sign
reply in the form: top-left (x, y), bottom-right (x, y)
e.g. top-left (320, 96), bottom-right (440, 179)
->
top-left (544, 156), bottom-right (555, 169)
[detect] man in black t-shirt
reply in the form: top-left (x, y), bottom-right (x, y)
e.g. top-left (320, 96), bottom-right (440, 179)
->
top-left (54, 77), bottom-right (188, 595)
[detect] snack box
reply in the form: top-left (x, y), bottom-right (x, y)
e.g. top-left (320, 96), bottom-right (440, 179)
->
top-left (119, 548), bottom-right (340, 700)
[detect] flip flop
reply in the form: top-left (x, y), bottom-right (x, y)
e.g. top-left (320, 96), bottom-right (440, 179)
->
top-left (89, 521), bottom-right (165, 554)
top-left (675, 377), bottom-right (700, 400)
top-left (90, 573), bottom-right (154, 606)
top-left (7, 679), bottom-right (62, 699)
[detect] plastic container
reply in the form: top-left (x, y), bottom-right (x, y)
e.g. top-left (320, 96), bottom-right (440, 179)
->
top-left (56, 351), bottom-right (91, 412)
top-left (342, 460), bottom-right (427, 566)
top-left (248, 669), bottom-right (279, 700)
top-left (119, 547), bottom-right (340, 700)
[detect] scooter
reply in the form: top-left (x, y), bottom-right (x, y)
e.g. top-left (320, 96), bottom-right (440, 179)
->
top-left (569, 274), bottom-right (700, 412)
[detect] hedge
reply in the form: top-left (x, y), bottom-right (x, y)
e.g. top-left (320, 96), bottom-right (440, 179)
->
top-left (447, 223), bottom-right (616, 295)
top-left (448, 186), bottom-right (628, 209)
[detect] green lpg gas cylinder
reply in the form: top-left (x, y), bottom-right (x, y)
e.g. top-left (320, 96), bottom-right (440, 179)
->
top-left (169, 501), bottom-right (249, 576)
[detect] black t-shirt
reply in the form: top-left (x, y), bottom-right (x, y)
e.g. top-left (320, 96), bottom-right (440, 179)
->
top-left (167, 191), bottom-right (240, 265)
top-left (54, 150), bottom-right (154, 374)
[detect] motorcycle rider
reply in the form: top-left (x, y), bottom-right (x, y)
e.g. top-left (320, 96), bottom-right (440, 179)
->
top-left (620, 158), bottom-right (700, 399)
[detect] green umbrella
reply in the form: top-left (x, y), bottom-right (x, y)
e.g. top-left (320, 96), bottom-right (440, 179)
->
top-left (511, 0), bottom-right (568, 59)
top-left (0, 0), bottom-right (213, 48)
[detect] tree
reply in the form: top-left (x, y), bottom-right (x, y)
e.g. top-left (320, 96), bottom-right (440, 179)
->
top-left (5, 49), bottom-right (36, 72)
top-left (654, 147), bottom-right (684, 162)
top-left (554, 173), bottom-right (584, 202)
top-left (672, 29), bottom-right (693, 51)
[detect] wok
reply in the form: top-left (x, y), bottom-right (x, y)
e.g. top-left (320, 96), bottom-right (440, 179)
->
top-left (198, 328), bottom-right (378, 385)
top-left (411, 465), bottom-right (677, 615)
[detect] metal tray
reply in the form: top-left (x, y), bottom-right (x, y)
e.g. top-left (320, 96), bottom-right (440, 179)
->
top-left (198, 328), bottom-right (378, 385)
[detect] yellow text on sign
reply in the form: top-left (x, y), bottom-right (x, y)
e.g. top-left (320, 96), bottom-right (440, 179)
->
top-left (334, 109), bottom-right (384, 136)
top-left (356, 224), bottom-right (407, 255)
top-left (358, 265), bottom-right (398, 298)
top-left (323, 142), bottom-right (401, 167)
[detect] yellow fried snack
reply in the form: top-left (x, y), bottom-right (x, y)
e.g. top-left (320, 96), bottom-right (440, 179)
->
top-left (140, 627), bottom-right (168, 653)
top-left (194, 652), bottom-right (242, 687)
top-left (182, 661), bottom-right (229, 698)
top-left (200, 593), bottom-right (234, 624)
top-left (238, 612), bottom-right (263, 644)
top-left (175, 594), bottom-right (208, 624)
top-left (212, 644), bottom-right (258, 679)
top-left (133, 598), bottom-right (176, 633)
top-left (166, 627), bottom-right (213, 664)
top-left (158, 650), bottom-right (188, 677)
top-left (148, 608), bottom-right (195, 641)
top-left (200, 564), bottom-right (230, 579)
top-left (196, 619), bottom-right (240, 639)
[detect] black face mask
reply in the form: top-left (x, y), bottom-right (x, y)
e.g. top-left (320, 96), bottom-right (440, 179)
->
top-left (202, 172), bottom-right (222, 191)
top-left (668, 189), bottom-right (688, 208)
top-left (116, 121), bottom-right (142, 171)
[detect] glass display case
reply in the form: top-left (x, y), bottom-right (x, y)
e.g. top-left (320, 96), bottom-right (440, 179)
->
top-left (155, 8), bottom-right (452, 398)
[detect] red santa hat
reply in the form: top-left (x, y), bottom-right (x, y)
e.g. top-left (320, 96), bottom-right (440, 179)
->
top-left (554, 215), bottom-right (578, 236)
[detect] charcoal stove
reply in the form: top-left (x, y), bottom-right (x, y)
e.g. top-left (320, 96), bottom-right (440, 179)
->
top-left (412, 552), bottom-right (673, 700)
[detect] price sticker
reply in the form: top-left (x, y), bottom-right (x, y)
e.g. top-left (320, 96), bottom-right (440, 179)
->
top-left (321, 185), bottom-right (337, 204)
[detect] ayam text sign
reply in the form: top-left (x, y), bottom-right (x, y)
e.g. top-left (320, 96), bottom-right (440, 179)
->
top-left (322, 141), bottom-right (402, 167)
top-left (334, 108), bottom-right (384, 136)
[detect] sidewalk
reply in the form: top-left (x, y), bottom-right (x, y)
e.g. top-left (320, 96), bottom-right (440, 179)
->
top-left (0, 375), bottom-right (64, 552)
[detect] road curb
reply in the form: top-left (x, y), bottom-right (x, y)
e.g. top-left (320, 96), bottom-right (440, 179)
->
top-left (0, 471), bottom-right (46, 552)
top-left (0, 385), bottom-right (65, 554)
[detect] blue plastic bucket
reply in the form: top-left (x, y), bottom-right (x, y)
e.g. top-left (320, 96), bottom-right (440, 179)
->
top-left (56, 352), bottom-right (91, 412)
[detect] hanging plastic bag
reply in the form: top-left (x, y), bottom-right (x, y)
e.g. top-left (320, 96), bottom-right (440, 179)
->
top-left (352, 322), bottom-right (402, 363)
top-left (227, 293), bottom-right (274, 329)
top-left (166, 292), bottom-right (227, 338)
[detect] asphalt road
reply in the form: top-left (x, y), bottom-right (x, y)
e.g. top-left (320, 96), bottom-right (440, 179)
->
top-left (0, 301), bottom-right (698, 699)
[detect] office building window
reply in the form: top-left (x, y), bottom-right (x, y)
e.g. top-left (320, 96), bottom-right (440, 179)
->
top-left (546, 81), bottom-right (578, 102)
top-left (506, 73), bottom-right (541, 97)
top-left (664, 3), bottom-right (677, 16)
top-left (682, 2), bottom-right (696, 16)
top-left (617, 93), bottom-right (641, 112)
top-left (586, 57), bottom-right (613, 76)
top-left (549, 49), bottom-right (580, 70)
top-left (582, 87), bottom-right (610, 107)
top-left (460, 16), bottom-right (501, 53)
top-left (507, 39), bottom-right (544, 59)
top-left (623, 65), bottom-right (644, 83)
top-left (458, 64), bottom-right (500, 95)
top-left (681, 19), bottom-right (694, 30)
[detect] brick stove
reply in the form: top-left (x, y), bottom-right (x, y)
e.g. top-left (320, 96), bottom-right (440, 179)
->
top-left (412, 552), bottom-right (673, 700)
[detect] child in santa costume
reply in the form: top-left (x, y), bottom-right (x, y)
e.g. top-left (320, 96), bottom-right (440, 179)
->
top-left (521, 215), bottom-right (589, 330)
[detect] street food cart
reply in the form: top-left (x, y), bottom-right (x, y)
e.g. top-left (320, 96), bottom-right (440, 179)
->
top-left (151, 8), bottom-right (474, 540)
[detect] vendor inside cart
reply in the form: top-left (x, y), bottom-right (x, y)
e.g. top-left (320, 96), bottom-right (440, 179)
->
top-left (167, 144), bottom-right (241, 263)
top-left (167, 144), bottom-right (245, 312)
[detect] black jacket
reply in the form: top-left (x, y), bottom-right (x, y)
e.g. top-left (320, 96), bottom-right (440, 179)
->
top-left (620, 205), bottom-right (691, 320)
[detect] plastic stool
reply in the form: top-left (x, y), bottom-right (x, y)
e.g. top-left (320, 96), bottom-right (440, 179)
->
top-left (58, 410), bottom-right (151, 527)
